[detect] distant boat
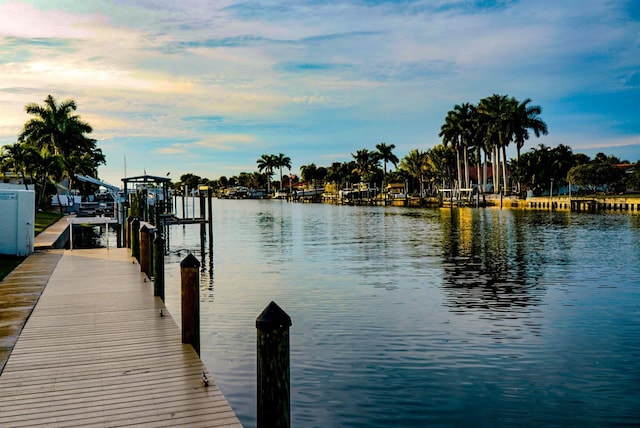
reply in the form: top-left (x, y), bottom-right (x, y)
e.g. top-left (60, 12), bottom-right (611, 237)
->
top-left (274, 190), bottom-right (289, 199)
top-left (247, 189), bottom-right (267, 199)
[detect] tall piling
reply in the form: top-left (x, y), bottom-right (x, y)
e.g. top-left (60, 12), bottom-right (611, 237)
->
top-left (139, 223), bottom-right (151, 276)
top-left (180, 253), bottom-right (200, 356)
top-left (153, 234), bottom-right (165, 302)
top-left (131, 218), bottom-right (140, 261)
top-left (256, 301), bottom-right (292, 428)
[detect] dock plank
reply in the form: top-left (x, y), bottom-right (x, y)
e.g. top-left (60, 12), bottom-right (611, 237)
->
top-left (0, 248), bottom-right (242, 427)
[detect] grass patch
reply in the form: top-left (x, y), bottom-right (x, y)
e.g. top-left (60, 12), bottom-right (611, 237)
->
top-left (0, 211), bottom-right (61, 281)
top-left (35, 211), bottom-right (63, 235)
top-left (0, 256), bottom-right (24, 281)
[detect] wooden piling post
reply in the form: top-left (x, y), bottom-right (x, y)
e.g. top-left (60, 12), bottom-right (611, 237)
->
top-left (256, 301), bottom-right (292, 428)
top-left (180, 254), bottom-right (200, 356)
top-left (131, 218), bottom-right (140, 261)
top-left (153, 234), bottom-right (165, 302)
top-left (126, 215), bottom-right (133, 248)
top-left (207, 187), bottom-right (213, 257)
top-left (139, 223), bottom-right (151, 275)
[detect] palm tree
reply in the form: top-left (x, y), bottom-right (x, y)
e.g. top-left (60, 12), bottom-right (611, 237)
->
top-left (477, 94), bottom-right (517, 194)
top-left (439, 110), bottom-right (462, 190)
top-left (274, 153), bottom-right (292, 190)
top-left (439, 103), bottom-right (476, 191)
top-left (375, 142), bottom-right (399, 181)
top-left (513, 98), bottom-right (548, 161)
top-left (1, 142), bottom-right (33, 189)
top-left (299, 163), bottom-right (317, 186)
top-left (256, 153), bottom-right (277, 193)
top-left (398, 149), bottom-right (429, 196)
top-left (351, 149), bottom-right (380, 184)
top-left (33, 151), bottom-right (64, 210)
top-left (427, 144), bottom-right (457, 190)
top-left (19, 95), bottom-right (102, 191)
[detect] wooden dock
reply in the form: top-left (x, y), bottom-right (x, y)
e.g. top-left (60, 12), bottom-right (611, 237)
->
top-left (0, 247), bottom-right (241, 427)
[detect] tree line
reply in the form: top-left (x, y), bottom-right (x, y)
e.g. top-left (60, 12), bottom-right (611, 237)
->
top-left (2, 95), bottom-right (638, 204)
top-left (178, 93), bottom-right (639, 197)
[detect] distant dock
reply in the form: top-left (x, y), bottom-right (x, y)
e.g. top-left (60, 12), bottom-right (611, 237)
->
top-left (0, 246), bottom-right (241, 427)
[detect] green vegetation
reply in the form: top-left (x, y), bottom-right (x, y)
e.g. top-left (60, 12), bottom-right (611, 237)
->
top-left (35, 211), bottom-right (62, 235)
top-left (0, 255), bottom-right (24, 281)
top-left (0, 210), bottom-right (61, 281)
top-left (0, 95), bottom-right (105, 210)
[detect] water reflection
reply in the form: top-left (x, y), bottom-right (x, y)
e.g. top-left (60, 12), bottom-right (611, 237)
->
top-left (438, 208), bottom-right (546, 339)
top-left (160, 200), bottom-right (640, 428)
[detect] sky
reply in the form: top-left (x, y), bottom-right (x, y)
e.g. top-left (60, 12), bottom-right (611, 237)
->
top-left (1, 0), bottom-right (639, 187)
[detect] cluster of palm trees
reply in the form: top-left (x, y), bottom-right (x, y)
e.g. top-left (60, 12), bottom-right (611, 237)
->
top-left (256, 153), bottom-right (292, 192)
top-left (439, 94), bottom-right (548, 194)
top-left (0, 95), bottom-right (105, 208)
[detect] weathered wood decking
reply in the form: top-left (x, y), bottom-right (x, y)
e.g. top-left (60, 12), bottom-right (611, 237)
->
top-left (0, 248), bottom-right (241, 427)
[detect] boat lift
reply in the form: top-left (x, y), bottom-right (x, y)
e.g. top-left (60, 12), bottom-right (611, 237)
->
top-left (75, 174), bottom-right (123, 222)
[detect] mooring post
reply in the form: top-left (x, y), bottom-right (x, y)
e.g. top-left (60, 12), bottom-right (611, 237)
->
top-left (131, 218), bottom-right (140, 261)
top-left (180, 253), bottom-right (200, 356)
top-left (256, 301), bottom-right (292, 428)
top-left (207, 187), bottom-right (213, 256)
top-left (126, 215), bottom-right (133, 248)
top-left (116, 223), bottom-right (122, 248)
top-left (153, 234), bottom-right (165, 302)
top-left (139, 223), bottom-right (151, 275)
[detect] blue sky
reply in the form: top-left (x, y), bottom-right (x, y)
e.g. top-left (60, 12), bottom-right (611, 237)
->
top-left (1, 0), bottom-right (639, 186)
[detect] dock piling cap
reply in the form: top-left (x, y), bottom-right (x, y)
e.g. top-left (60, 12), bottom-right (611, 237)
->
top-left (180, 253), bottom-right (200, 269)
top-left (256, 301), bottom-right (292, 330)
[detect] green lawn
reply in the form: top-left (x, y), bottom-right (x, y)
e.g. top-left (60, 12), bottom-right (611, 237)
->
top-left (0, 211), bottom-right (62, 281)
top-left (0, 255), bottom-right (24, 280)
top-left (35, 210), bottom-right (63, 235)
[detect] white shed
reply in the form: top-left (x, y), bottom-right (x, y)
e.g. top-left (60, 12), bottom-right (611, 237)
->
top-left (0, 189), bottom-right (35, 256)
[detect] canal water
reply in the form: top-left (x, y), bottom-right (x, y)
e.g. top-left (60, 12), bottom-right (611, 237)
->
top-left (161, 199), bottom-right (640, 427)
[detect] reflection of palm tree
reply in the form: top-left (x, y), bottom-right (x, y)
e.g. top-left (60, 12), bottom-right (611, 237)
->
top-left (438, 209), bottom-right (546, 320)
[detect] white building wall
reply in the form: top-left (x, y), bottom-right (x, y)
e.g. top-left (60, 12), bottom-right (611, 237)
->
top-left (0, 189), bottom-right (35, 256)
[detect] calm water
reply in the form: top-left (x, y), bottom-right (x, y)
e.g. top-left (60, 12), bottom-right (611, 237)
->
top-left (161, 199), bottom-right (640, 427)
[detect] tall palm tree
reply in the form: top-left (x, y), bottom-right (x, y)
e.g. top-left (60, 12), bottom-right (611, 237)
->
top-left (274, 153), bottom-right (292, 190)
top-left (375, 142), bottom-right (399, 181)
top-left (439, 110), bottom-right (462, 190)
top-left (513, 98), bottom-right (548, 161)
top-left (19, 95), bottom-right (101, 190)
top-left (256, 153), bottom-right (276, 193)
top-left (477, 94), bottom-right (517, 194)
top-left (439, 103), bottom-right (476, 191)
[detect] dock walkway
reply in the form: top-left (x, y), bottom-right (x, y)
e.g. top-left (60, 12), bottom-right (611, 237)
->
top-left (0, 248), bottom-right (241, 427)
top-left (34, 215), bottom-right (71, 250)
